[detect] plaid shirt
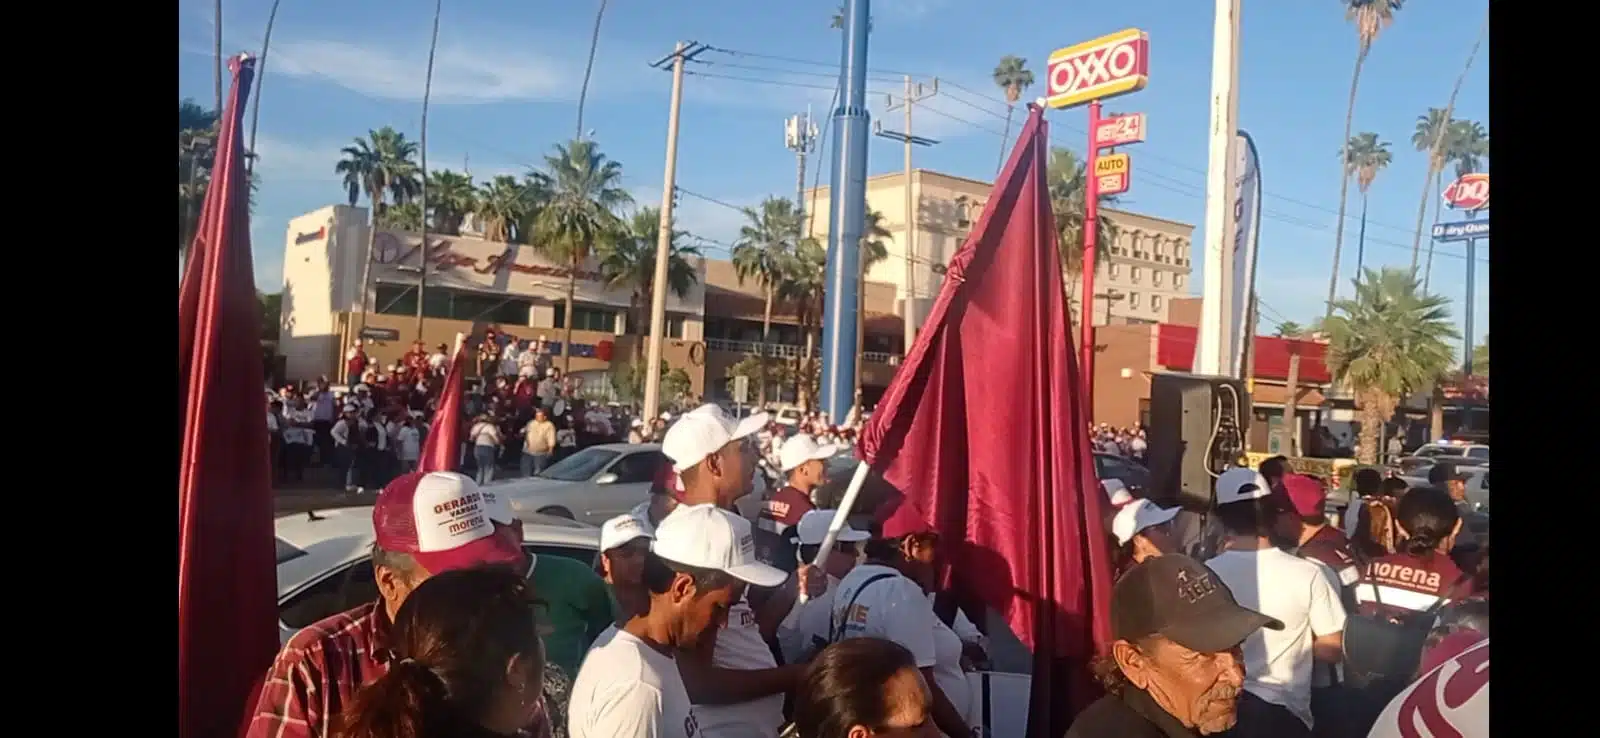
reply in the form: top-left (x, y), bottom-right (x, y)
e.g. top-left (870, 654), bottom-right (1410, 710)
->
top-left (244, 600), bottom-right (552, 738)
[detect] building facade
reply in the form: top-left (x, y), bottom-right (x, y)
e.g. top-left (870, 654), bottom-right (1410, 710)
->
top-left (802, 170), bottom-right (1195, 328)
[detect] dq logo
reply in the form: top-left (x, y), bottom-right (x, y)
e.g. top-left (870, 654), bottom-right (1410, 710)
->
top-left (1443, 173), bottom-right (1489, 211)
top-left (1046, 28), bottom-right (1150, 110)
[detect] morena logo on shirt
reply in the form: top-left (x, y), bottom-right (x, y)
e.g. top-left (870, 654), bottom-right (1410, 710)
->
top-left (1370, 562), bottom-right (1444, 590)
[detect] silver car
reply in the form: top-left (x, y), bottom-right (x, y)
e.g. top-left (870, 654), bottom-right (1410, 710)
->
top-left (487, 443), bottom-right (670, 525)
top-left (274, 506), bottom-right (600, 645)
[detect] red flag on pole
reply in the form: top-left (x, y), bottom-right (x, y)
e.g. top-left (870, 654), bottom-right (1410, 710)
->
top-left (178, 54), bottom-right (279, 738)
top-left (420, 335), bottom-right (468, 472)
top-left (856, 104), bottom-right (1115, 737)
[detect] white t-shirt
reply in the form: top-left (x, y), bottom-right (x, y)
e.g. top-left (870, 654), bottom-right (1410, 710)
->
top-left (396, 426), bottom-right (421, 461)
top-left (1207, 547), bottom-right (1348, 729)
top-left (694, 594), bottom-right (784, 738)
top-left (832, 564), bottom-right (973, 730)
top-left (569, 626), bottom-right (698, 738)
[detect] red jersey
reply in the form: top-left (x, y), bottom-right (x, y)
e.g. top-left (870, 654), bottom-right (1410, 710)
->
top-left (1298, 524), bottom-right (1361, 588)
top-left (513, 380), bottom-right (536, 410)
top-left (758, 485), bottom-right (815, 536)
top-left (1355, 551), bottom-right (1470, 621)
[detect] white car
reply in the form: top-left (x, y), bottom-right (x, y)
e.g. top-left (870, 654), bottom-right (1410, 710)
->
top-left (486, 443), bottom-right (671, 525)
top-left (275, 506), bottom-right (600, 645)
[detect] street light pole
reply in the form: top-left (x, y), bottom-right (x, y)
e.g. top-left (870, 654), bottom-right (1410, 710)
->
top-left (246, 0), bottom-right (284, 177)
top-left (416, 0), bottom-right (443, 342)
top-left (819, 0), bottom-right (873, 423)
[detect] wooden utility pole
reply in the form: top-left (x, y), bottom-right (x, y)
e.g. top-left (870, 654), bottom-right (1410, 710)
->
top-left (880, 77), bottom-right (939, 348)
top-left (1281, 344), bottom-right (1302, 457)
top-left (642, 41), bottom-right (707, 420)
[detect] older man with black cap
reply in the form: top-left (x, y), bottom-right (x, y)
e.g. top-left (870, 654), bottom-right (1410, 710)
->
top-left (1069, 555), bottom-right (1283, 738)
top-left (659, 404), bottom-right (824, 738)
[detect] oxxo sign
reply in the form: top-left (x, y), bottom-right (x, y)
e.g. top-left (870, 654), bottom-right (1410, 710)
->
top-left (1045, 28), bottom-right (1150, 110)
top-left (1443, 172), bottom-right (1489, 211)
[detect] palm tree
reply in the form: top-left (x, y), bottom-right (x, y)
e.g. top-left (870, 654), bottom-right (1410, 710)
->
top-left (378, 201), bottom-right (423, 231)
top-left (1324, 0), bottom-right (1405, 322)
top-left (1343, 132), bottom-right (1393, 272)
top-left (1410, 108), bottom-right (1453, 273)
top-left (1408, 13), bottom-right (1488, 276)
top-left (533, 139), bottom-right (632, 374)
top-left (860, 207), bottom-right (891, 272)
top-left (179, 99), bottom-right (220, 251)
top-left (1324, 267), bottom-right (1457, 464)
top-left (1471, 334), bottom-right (1488, 376)
top-left (992, 56), bottom-right (1036, 173)
top-left (1046, 147), bottom-right (1118, 319)
top-left (597, 207), bottom-right (702, 361)
top-left (427, 169), bottom-right (479, 236)
top-left (732, 197), bottom-right (803, 405)
top-left (475, 175), bottom-right (534, 243)
top-left (776, 238), bottom-right (828, 409)
top-left (336, 127), bottom-right (421, 334)
top-left (1274, 321), bottom-right (1305, 338)
top-left (575, 0), bottom-right (610, 140)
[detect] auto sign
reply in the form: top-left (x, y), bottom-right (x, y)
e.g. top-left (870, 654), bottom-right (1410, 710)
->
top-left (1045, 28), bottom-right (1150, 110)
top-left (1443, 173), bottom-right (1489, 211)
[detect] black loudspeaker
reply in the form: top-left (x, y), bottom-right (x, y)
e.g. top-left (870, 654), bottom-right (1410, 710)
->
top-left (1146, 372), bottom-right (1251, 512)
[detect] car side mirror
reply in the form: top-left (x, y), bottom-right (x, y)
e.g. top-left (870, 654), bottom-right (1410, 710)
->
top-left (594, 473), bottom-right (619, 485)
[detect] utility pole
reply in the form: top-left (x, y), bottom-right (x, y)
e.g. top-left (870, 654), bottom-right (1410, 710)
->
top-left (415, 0), bottom-right (442, 342)
top-left (877, 76), bottom-right (939, 352)
top-left (1197, 0), bottom-right (1242, 376)
top-left (785, 110), bottom-right (819, 217)
top-left (643, 41), bottom-right (708, 421)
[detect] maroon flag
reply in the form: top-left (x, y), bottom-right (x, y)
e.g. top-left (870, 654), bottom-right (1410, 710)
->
top-left (420, 337), bottom-right (468, 472)
top-left (178, 54), bottom-right (278, 738)
top-left (857, 104), bottom-right (1115, 737)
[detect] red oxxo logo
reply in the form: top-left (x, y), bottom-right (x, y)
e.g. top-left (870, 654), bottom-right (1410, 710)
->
top-left (1443, 173), bottom-right (1489, 211)
top-left (1046, 28), bottom-right (1150, 110)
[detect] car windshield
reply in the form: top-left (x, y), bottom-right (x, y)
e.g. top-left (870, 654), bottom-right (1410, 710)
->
top-left (276, 537), bottom-right (307, 565)
top-left (537, 448), bottom-right (619, 481)
top-left (1416, 445), bottom-right (1467, 458)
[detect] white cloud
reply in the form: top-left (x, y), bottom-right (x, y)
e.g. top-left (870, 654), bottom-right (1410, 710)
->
top-left (269, 39), bottom-right (575, 104)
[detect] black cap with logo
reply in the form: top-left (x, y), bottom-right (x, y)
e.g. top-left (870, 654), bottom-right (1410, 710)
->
top-left (1428, 462), bottom-right (1469, 485)
top-left (1112, 555), bottom-right (1284, 654)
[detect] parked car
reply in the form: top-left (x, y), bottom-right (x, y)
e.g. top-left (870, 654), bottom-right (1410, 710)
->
top-left (487, 443), bottom-right (670, 525)
top-left (1404, 441), bottom-right (1490, 466)
top-left (1094, 453), bottom-right (1152, 492)
top-left (274, 506), bottom-right (599, 645)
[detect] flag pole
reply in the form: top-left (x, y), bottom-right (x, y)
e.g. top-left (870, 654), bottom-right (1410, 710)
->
top-left (811, 461), bottom-right (873, 567)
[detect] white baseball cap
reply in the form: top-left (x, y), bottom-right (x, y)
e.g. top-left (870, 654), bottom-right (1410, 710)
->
top-left (779, 434), bottom-right (841, 472)
top-left (1109, 498), bottom-right (1181, 546)
top-left (795, 509), bottom-right (870, 546)
top-left (661, 403), bottom-right (770, 470)
top-left (1216, 467), bottom-right (1273, 506)
top-left (652, 504), bottom-right (787, 587)
top-left (600, 514), bottom-right (655, 552)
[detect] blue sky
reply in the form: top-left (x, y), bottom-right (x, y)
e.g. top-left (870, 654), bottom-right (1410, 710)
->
top-left (178, 0), bottom-right (1489, 346)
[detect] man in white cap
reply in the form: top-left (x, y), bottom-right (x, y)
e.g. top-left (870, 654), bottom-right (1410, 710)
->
top-left (751, 434), bottom-right (838, 573)
top-left (659, 404), bottom-right (823, 738)
top-left (599, 514), bottom-right (655, 618)
top-left (776, 509), bottom-right (868, 664)
top-left (247, 472), bottom-right (538, 738)
top-left (569, 505), bottom-right (787, 738)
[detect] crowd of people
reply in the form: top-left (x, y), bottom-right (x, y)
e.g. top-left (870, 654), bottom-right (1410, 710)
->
top-left (1090, 424), bottom-right (1149, 463)
top-left (255, 358), bottom-right (1484, 738)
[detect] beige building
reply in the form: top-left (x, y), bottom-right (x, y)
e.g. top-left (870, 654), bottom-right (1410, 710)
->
top-left (804, 169), bottom-right (1194, 327)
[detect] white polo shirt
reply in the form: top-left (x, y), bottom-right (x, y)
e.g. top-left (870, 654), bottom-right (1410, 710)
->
top-left (569, 626), bottom-right (698, 738)
top-left (832, 564), bottom-right (973, 727)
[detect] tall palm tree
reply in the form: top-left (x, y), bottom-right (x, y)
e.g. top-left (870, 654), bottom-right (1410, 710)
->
top-left (1047, 147), bottom-right (1118, 318)
top-left (378, 201), bottom-right (423, 231)
top-left (860, 206), bottom-right (891, 272)
top-left (1324, 266), bottom-right (1457, 464)
top-left (575, 0), bottom-right (610, 139)
top-left (336, 127), bottom-right (420, 333)
top-left (597, 207), bottom-right (702, 361)
top-left (1410, 108), bottom-right (1453, 272)
top-left (427, 169), bottom-right (479, 236)
top-left (475, 175), bottom-right (534, 243)
top-left (1274, 321), bottom-right (1305, 338)
top-left (533, 139), bottom-right (632, 374)
top-left (1471, 333), bottom-right (1488, 376)
top-left (732, 196), bottom-right (803, 405)
top-left (1324, 0), bottom-right (1405, 322)
top-left (776, 237), bottom-right (828, 409)
top-left (179, 100), bottom-right (220, 252)
top-left (1343, 132), bottom-right (1393, 272)
top-left (992, 56), bottom-right (1036, 174)
top-left (1407, 13), bottom-right (1487, 275)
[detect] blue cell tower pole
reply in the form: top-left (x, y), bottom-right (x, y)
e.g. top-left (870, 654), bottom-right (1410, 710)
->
top-left (820, 0), bottom-right (872, 423)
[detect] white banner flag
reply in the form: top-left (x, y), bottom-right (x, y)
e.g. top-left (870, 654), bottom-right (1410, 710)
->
top-left (1227, 131), bottom-right (1263, 377)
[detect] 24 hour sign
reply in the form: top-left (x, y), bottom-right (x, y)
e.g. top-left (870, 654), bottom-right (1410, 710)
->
top-left (1046, 28), bottom-right (1151, 110)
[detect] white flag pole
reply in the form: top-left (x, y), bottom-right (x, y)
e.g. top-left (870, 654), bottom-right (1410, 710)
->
top-left (812, 461), bottom-right (872, 568)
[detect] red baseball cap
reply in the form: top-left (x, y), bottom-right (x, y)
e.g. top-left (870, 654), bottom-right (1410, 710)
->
top-left (373, 472), bottom-right (524, 575)
top-left (1281, 473), bottom-right (1328, 518)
